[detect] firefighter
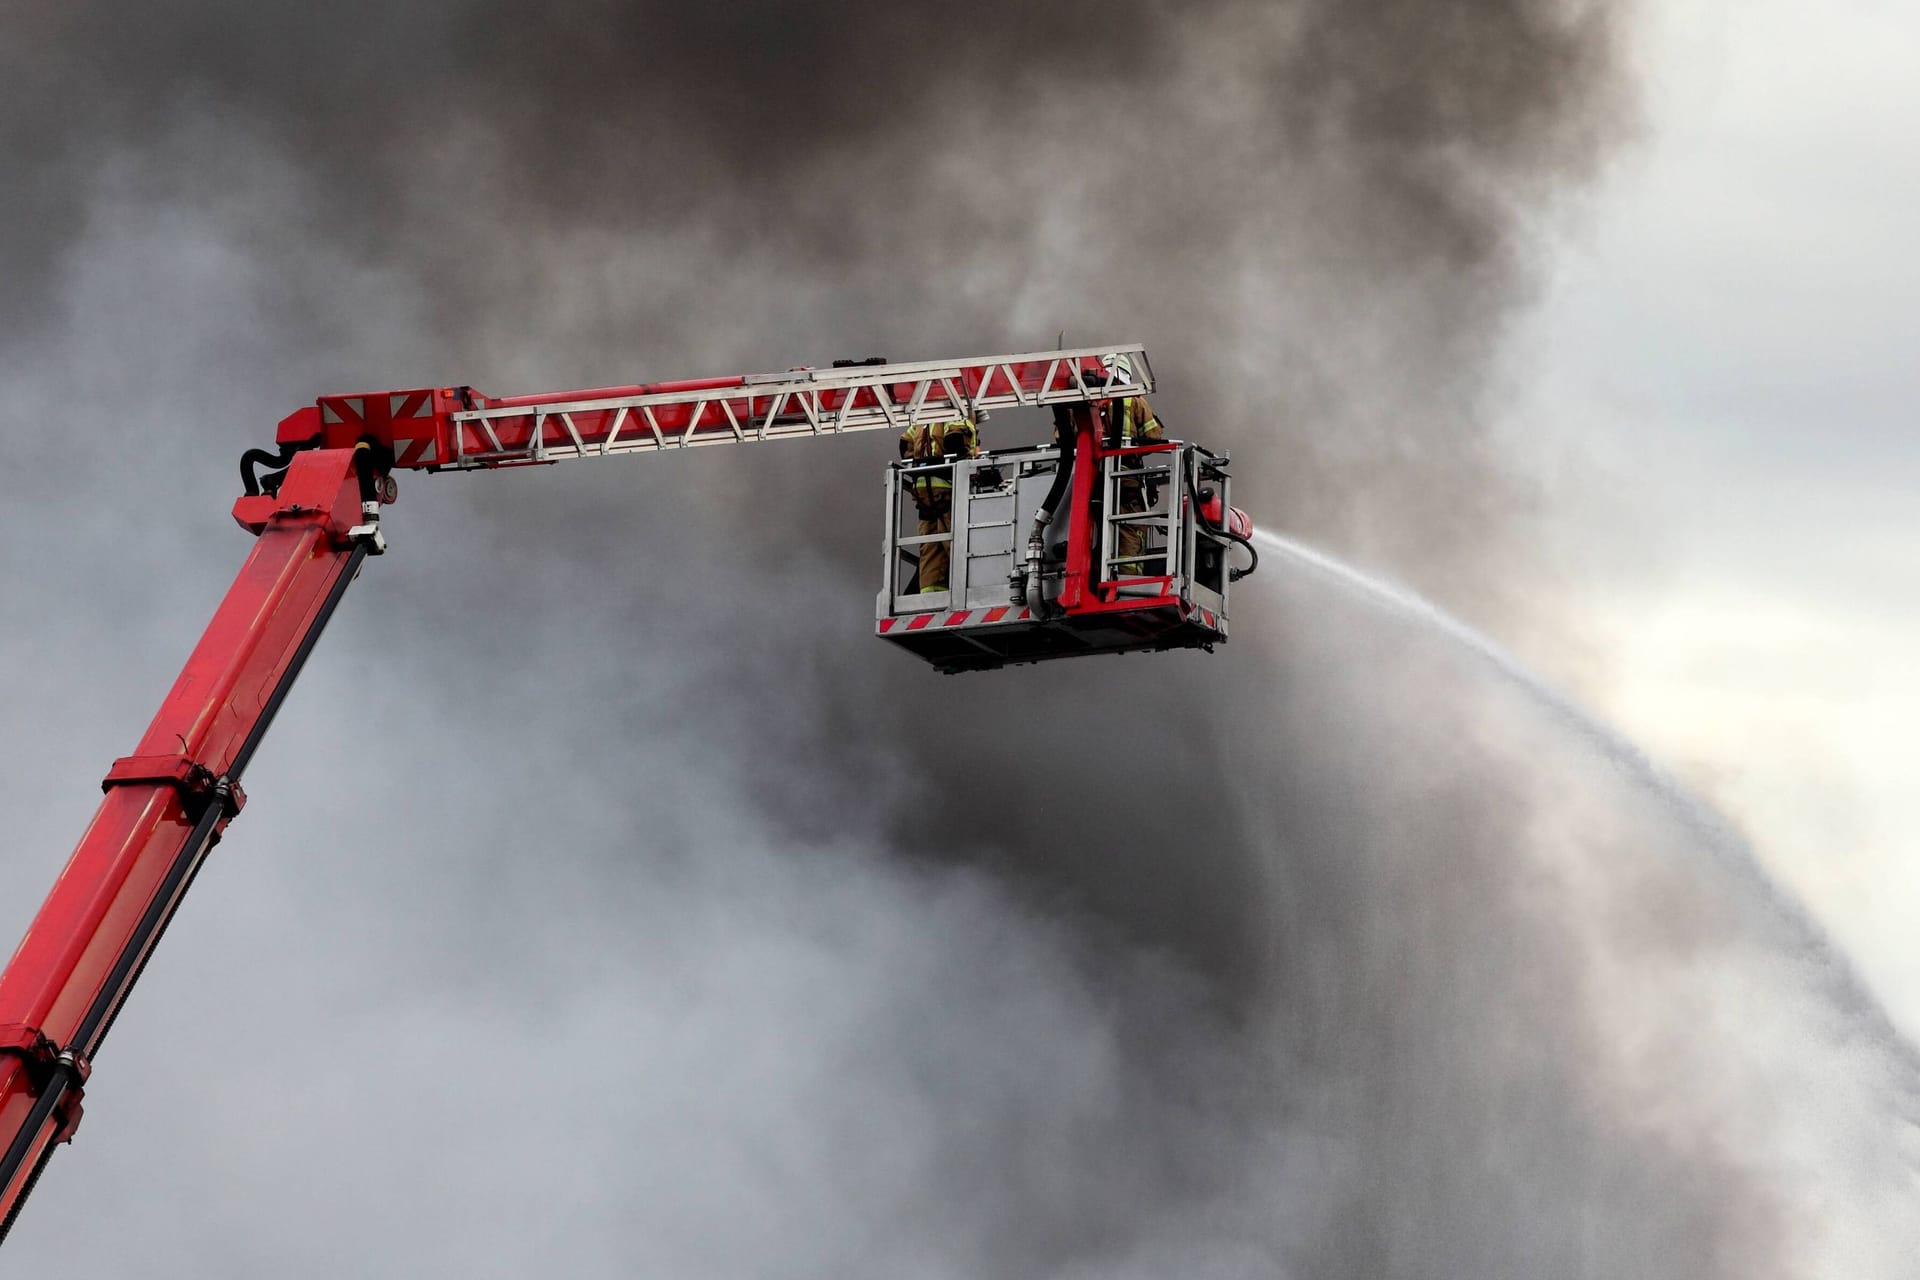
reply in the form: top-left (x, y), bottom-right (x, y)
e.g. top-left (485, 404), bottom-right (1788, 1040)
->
top-left (1099, 356), bottom-right (1165, 574)
top-left (899, 416), bottom-right (980, 593)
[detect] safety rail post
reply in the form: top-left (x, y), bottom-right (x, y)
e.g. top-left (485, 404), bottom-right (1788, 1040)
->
top-left (1058, 404), bottom-right (1103, 611)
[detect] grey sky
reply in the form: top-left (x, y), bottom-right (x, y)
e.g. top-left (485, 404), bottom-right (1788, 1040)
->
top-left (1516, 0), bottom-right (1920, 1048)
top-left (3, 1), bottom-right (1917, 1276)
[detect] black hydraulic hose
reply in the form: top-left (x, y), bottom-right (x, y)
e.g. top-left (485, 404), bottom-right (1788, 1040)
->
top-left (1037, 404), bottom-right (1076, 520)
top-left (1223, 528), bottom-right (1259, 581)
top-left (239, 441), bottom-right (310, 497)
top-left (353, 441), bottom-right (380, 507)
top-left (1184, 464), bottom-right (1257, 582)
top-left (1016, 405), bottom-right (1084, 614)
top-left (350, 437), bottom-right (395, 509)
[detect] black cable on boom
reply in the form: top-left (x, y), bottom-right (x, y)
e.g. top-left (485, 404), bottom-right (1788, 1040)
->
top-left (239, 440), bottom-right (314, 498)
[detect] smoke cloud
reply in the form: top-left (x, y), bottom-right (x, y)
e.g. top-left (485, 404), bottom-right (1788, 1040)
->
top-left (5, 1), bottom-right (1915, 1276)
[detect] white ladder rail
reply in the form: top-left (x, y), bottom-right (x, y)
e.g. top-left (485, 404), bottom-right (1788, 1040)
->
top-left (444, 344), bottom-right (1153, 469)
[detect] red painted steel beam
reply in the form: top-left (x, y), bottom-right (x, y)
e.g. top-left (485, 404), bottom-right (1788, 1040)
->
top-left (0, 448), bottom-right (376, 1241)
top-left (1058, 404), bottom-right (1102, 612)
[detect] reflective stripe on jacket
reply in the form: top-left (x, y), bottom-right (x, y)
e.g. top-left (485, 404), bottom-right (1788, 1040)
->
top-left (899, 419), bottom-right (979, 508)
top-left (1109, 396), bottom-right (1163, 447)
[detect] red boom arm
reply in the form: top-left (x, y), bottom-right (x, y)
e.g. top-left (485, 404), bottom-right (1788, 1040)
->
top-left (0, 447), bottom-right (378, 1240)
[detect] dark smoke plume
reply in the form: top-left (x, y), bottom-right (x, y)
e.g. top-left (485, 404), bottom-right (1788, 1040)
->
top-left (3, 0), bottom-right (1634, 965)
top-left (5, 0), bottom-right (1637, 960)
top-left (8, 2), bottom-right (1914, 1277)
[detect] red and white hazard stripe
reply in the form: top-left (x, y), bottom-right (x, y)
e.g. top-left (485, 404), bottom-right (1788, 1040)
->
top-left (1176, 602), bottom-right (1223, 631)
top-left (876, 606), bottom-right (1033, 635)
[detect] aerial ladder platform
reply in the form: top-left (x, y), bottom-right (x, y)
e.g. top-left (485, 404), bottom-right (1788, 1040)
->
top-left (0, 344), bottom-right (1255, 1244)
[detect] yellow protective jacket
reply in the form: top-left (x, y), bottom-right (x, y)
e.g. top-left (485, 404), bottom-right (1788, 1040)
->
top-left (899, 419), bottom-right (979, 510)
top-left (1109, 396), bottom-right (1166, 511)
top-left (1108, 396), bottom-right (1164, 447)
top-left (1051, 397), bottom-right (1164, 447)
